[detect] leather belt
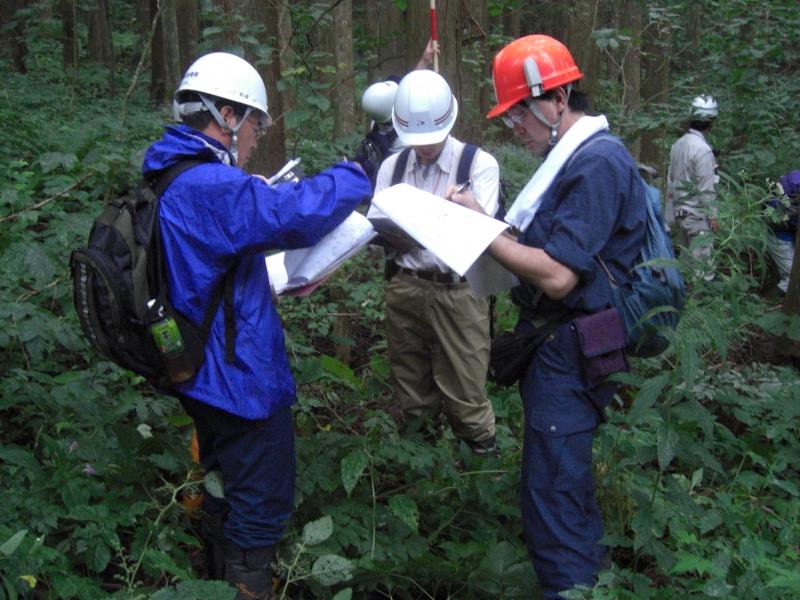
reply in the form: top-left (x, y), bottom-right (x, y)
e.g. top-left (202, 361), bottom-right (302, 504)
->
top-left (398, 266), bottom-right (467, 284)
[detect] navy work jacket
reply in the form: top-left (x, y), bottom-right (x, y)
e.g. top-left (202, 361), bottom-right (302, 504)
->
top-left (514, 132), bottom-right (646, 316)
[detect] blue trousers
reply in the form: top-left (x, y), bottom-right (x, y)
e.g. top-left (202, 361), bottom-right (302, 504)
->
top-left (519, 322), bottom-right (615, 599)
top-left (180, 396), bottom-right (296, 550)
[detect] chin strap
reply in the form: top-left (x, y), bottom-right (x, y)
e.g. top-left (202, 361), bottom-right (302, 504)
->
top-left (524, 84), bottom-right (573, 148)
top-left (197, 94), bottom-right (252, 165)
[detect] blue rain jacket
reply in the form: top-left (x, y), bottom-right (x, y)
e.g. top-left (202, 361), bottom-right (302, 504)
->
top-left (142, 125), bottom-right (370, 419)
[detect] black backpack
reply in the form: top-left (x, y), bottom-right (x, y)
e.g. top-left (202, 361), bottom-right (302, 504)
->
top-left (70, 160), bottom-right (235, 383)
top-left (354, 126), bottom-right (397, 191)
top-left (390, 143), bottom-right (508, 218)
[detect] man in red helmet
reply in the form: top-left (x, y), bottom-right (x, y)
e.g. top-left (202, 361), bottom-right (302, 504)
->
top-left (448, 35), bottom-right (646, 598)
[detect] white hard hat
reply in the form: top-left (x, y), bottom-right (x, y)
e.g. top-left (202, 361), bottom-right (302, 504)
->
top-left (392, 70), bottom-right (458, 146)
top-left (362, 81), bottom-right (398, 123)
top-left (690, 95), bottom-right (718, 120)
top-left (175, 52), bottom-right (268, 117)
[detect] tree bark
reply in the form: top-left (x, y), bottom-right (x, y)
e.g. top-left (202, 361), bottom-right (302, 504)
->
top-left (332, 0), bottom-right (355, 140)
top-left (376, 0), bottom-right (405, 79)
top-left (248, 0), bottom-right (291, 177)
top-left (161, 0), bottom-right (182, 96)
top-left (620, 0), bottom-right (642, 157)
top-left (639, 8), bottom-right (672, 177)
top-left (149, 0), bottom-right (166, 104)
top-left (565, 0), bottom-right (600, 105)
top-left (174, 0), bottom-right (199, 73)
top-left (60, 0), bottom-right (79, 70)
top-left (1, 0), bottom-right (30, 73)
top-left (458, 0), bottom-right (489, 146)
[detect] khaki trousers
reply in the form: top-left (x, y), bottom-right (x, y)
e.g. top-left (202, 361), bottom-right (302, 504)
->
top-left (385, 272), bottom-right (495, 443)
top-left (674, 209), bottom-right (714, 280)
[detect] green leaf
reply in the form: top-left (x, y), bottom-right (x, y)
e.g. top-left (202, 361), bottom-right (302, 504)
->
top-left (340, 450), bottom-right (368, 497)
top-left (204, 470), bottom-right (225, 499)
top-left (0, 529), bottom-right (27, 557)
top-left (671, 552), bottom-right (713, 575)
top-left (321, 354), bottom-right (357, 386)
top-left (311, 554), bottom-right (354, 586)
top-left (302, 515), bottom-right (333, 546)
top-left (284, 109), bottom-right (311, 129)
top-left (332, 589), bottom-right (353, 600)
top-left (657, 421), bottom-right (678, 471)
top-left (388, 494), bottom-right (419, 532)
top-left (306, 94), bottom-right (331, 112)
top-left (36, 152), bottom-right (77, 173)
top-left (88, 541), bottom-right (111, 573)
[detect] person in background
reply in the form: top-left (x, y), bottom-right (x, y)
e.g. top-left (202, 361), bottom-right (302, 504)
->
top-left (765, 170), bottom-right (799, 295)
top-left (448, 35), bottom-right (645, 598)
top-left (354, 40), bottom-right (439, 190)
top-left (367, 69), bottom-right (501, 455)
top-left (667, 95), bottom-right (720, 280)
top-left (146, 52), bottom-right (370, 599)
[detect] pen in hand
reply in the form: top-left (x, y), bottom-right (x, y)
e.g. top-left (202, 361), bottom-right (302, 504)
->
top-left (455, 179), bottom-right (471, 194)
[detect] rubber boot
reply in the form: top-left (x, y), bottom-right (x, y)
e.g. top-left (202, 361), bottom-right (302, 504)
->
top-left (223, 541), bottom-right (275, 600)
top-left (200, 513), bottom-right (226, 580)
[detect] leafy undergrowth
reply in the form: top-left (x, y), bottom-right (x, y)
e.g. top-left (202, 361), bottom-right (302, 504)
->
top-left (2, 20), bottom-right (800, 600)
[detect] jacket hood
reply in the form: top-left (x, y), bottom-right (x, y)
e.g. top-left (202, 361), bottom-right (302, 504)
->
top-left (143, 124), bottom-right (233, 176)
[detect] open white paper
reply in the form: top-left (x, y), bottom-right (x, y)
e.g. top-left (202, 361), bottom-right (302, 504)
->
top-left (266, 211), bottom-right (376, 295)
top-left (372, 183), bottom-right (510, 277)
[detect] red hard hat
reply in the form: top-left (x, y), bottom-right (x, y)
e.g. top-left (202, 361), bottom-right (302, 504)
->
top-left (487, 35), bottom-right (583, 119)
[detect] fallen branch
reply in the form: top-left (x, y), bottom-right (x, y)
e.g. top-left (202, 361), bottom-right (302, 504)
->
top-left (0, 172), bottom-right (93, 223)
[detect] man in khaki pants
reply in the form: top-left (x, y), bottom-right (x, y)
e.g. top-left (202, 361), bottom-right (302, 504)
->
top-left (368, 69), bottom-right (499, 455)
top-left (667, 95), bottom-right (719, 281)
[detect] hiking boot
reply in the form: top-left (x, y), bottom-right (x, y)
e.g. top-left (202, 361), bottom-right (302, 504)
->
top-left (465, 435), bottom-right (499, 457)
top-left (223, 541), bottom-right (275, 600)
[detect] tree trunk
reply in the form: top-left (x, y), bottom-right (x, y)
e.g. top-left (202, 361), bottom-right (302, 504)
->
top-left (458, 0), bottom-right (489, 145)
top-left (1, 0), bottom-right (30, 73)
top-left (175, 0), bottom-right (199, 73)
top-left (503, 4), bottom-right (521, 40)
top-left (376, 0), bottom-right (405, 79)
top-left (60, 0), bottom-right (79, 70)
top-left (332, 0), bottom-right (355, 140)
top-left (149, 0), bottom-right (166, 104)
top-left (161, 0), bottom-right (182, 96)
top-left (783, 226), bottom-right (800, 315)
top-left (87, 0), bottom-right (115, 93)
top-left (564, 0), bottom-right (600, 104)
top-left (640, 8), bottom-right (672, 178)
top-left (620, 0), bottom-right (642, 157)
top-left (248, 0), bottom-right (291, 177)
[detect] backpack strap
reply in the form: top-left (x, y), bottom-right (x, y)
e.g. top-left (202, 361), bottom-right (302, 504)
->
top-left (151, 159), bottom-right (239, 365)
top-left (456, 143), bottom-right (479, 186)
top-left (391, 147), bottom-right (412, 186)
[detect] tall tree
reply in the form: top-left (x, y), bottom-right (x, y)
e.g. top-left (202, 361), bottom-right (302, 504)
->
top-left (639, 5), bottom-right (673, 175)
top-left (149, 0), bottom-right (166, 104)
top-left (174, 0), bottom-right (199, 72)
top-left (620, 0), bottom-right (642, 157)
top-left (60, 0), bottom-right (79, 70)
top-left (564, 0), bottom-right (600, 104)
top-left (1, 0), bottom-right (30, 73)
top-left (248, 0), bottom-right (292, 176)
top-left (161, 0), bottom-right (182, 95)
top-left (332, 0), bottom-right (355, 140)
top-left (375, 0), bottom-right (405, 80)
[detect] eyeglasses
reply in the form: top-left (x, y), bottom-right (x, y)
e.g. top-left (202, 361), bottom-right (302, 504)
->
top-left (246, 113), bottom-right (271, 139)
top-left (501, 106), bottom-right (528, 129)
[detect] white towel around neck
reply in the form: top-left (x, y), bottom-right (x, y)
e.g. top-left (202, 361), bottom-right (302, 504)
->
top-left (505, 114), bottom-right (610, 232)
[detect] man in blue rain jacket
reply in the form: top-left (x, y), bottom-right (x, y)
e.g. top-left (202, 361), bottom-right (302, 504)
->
top-left (142, 52), bottom-right (370, 599)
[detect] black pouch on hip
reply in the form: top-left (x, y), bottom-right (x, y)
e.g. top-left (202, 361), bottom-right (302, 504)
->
top-left (489, 320), bottom-right (562, 386)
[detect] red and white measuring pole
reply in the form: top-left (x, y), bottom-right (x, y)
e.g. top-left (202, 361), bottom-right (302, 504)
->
top-left (430, 0), bottom-right (439, 72)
